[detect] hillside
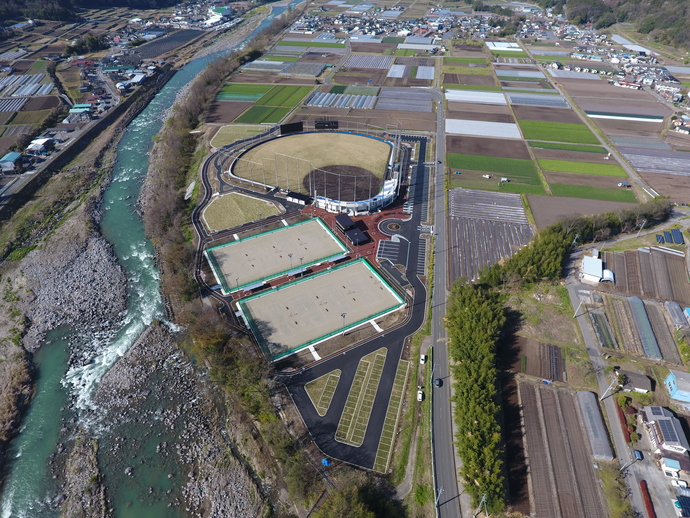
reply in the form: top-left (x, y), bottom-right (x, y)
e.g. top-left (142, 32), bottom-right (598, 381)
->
top-left (0, 0), bottom-right (180, 22)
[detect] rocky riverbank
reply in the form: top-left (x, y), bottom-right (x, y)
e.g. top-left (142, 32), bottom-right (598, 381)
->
top-left (93, 323), bottom-right (267, 517)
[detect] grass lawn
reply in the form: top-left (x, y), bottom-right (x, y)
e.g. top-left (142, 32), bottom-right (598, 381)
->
top-left (444, 57), bottom-right (487, 64)
top-left (10, 110), bottom-right (52, 125)
top-left (443, 65), bottom-right (492, 75)
top-left (538, 159), bottom-right (627, 177)
top-left (210, 124), bottom-right (266, 148)
top-left (529, 141), bottom-right (607, 153)
top-left (305, 369), bottom-right (341, 417)
top-left (255, 85), bottom-right (313, 107)
top-left (550, 183), bottom-right (638, 202)
top-left (443, 84), bottom-right (502, 91)
top-left (235, 106), bottom-right (290, 124)
top-left (278, 40), bottom-right (345, 48)
top-left (202, 192), bottom-right (281, 231)
top-left (518, 120), bottom-right (599, 144)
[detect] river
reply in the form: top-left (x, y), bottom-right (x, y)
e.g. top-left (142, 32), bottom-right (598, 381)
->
top-left (0, 4), bottom-right (299, 516)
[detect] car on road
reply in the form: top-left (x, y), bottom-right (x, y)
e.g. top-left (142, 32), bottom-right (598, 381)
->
top-left (633, 449), bottom-right (643, 461)
top-left (417, 390), bottom-right (424, 402)
top-left (434, 378), bottom-right (442, 387)
top-left (672, 479), bottom-right (688, 488)
top-left (420, 354), bottom-right (427, 364)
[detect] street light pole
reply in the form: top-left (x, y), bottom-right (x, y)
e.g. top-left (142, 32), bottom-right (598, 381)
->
top-left (288, 253), bottom-right (293, 270)
top-left (341, 312), bottom-right (346, 336)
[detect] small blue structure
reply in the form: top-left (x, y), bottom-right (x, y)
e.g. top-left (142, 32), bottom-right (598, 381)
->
top-left (666, 369), bottom-right (690, 403)
top-left (321, 459), bottom-right (331, 467)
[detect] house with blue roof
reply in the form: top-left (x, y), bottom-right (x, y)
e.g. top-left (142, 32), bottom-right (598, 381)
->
top-left (666, 369), bottom-right (690, 404)
top-left (0, 152), bottom-right (22, 173)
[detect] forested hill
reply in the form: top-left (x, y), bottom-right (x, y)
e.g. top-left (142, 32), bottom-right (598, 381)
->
top-left (0, 0), bottom-right (180, 23)
top-left (537, 0), bottom-right (690, 49)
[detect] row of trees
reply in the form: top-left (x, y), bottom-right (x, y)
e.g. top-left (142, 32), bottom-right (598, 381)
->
top-left (63, 32), bottom-right (108, 56)
top-left (445, 198), bottom-right (672, 512)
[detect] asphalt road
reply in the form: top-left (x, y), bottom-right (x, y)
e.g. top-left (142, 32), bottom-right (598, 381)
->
top-left (281, 136), bottom-right (431, 469)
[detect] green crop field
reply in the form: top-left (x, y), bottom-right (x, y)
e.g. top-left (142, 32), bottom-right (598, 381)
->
top-left (538, 159), bottom-right (627, 177)
top-left (382, 37), bottom-right (405, 44)
top-left (443, 84), bottom-right (502, 91)
top-left (519, 120), bottom-right (599, 144)
top-left (448, 153), bottom-right (537, 176)
top-left (235, 106), bottom-right (290, 124)
top-left (259, 55), bottom-right (299, 62)
top-left (394, 48), bottom-right (416, 56)
top-left (335, 348), bottom-right (387, 447)
top-left (277, 40), bottom-right (345, 48)
top-left (529, 141), bottom-right (607, 153)
top-left (217, 83), bottom-right (273, 102)
top-left (444, 57), bottom-right (487, 64)
top-left (491, 50), bottom-right (528, 57)
top-left (255, 85), bottom-right (313, 108)
top-left (550, 183), bottom-right (638, 202)
top-left (373, 360), bottom-right (409, 473)
top-left (329, 85), bottom-right (346, 94)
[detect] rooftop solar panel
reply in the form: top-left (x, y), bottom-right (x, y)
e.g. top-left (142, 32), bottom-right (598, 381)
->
top-left (652, 407), bottom-right (664, 416)
top-left (659, 419), bottom-right (679, 442)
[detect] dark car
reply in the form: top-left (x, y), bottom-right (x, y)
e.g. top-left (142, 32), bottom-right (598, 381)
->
top-left (434, 378), bottom-right (442, 388)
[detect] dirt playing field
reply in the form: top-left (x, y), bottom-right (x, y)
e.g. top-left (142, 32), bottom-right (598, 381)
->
top-left (531, 148), bottom-right (613, 164)
top-left (240, 259), bottom-right (404, 358)
top-left (638, 171), bottom-right (690, 203)
top-left (526, 194), bottom-right (637, 229)
top-left (305, 165), bottom-right (383, 201)
top-left (593, 118), bottom-right (662, 137)
top-left (512, 105), bottom-right (582, 124)
top-left (205, 101), bottom-right (253, 124)
top-left (543, 171), bottom-right (625, 189)
top-left (232, 131), bottom-right (392, 191)
top-left (446, 135), bottom-right (531, 159)
top-left (206, 218), bottom-right (346, 293)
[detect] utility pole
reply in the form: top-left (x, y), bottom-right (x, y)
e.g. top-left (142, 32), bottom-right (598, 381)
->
top-left (435, 487), bottom-right (444, 508)
top-left (341, 312), bottom-right (347, 336)
top-left (600, 376), bottom-right (619, 402)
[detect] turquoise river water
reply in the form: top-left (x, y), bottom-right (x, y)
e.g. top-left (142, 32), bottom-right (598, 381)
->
top-left (0, 4), bottom-right (299, 516)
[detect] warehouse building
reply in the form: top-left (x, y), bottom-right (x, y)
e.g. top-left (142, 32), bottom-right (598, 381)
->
top-left (666, 369), bottom-right (690, 404)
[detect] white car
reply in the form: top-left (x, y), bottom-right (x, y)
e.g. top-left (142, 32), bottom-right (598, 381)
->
top-left (420, 355), bottom-right (427, 364)
top-left (672, 479), bottom-right (688, 488)
top-left (417, 390), bottom-right (424, 402)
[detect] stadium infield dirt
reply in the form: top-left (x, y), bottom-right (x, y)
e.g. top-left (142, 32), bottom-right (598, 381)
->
top-left (206, 218), bottom-right (346, 293)
top-left (531, 148), bottom-right (618, 163)
top-left (205, 101), bottom-right (253, 124)
top-left (239, 259), bottom-right (404, 358)
top-left (543, 171), bottom-right (624, 189)
top-left (638, 171), bottom-right (690, 203)
top-left (526, 194), bottom-right (636, 229)
top-left (512, 105), bottom-right (582, 124)
top-left (446, 135), bottom-right (530, 159)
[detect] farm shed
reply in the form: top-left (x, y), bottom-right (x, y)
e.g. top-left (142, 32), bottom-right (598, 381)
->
top-left (642, 406), bottom-right (690, 455)
top-left (617, 370), bottom-right (652, 393)
top-left (576, 391), bottom-right (614, 461)
top-left (581, 255), bottom-right (602, 283)
top-left (666, 369), bottom-right (690, 404)
top-left (0, 152), bottom-right (22, 172)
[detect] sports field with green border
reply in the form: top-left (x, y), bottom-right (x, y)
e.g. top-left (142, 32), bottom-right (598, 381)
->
top-left (235, 106), bottom-right (291, 124)
top-left (255, 85), bottom-right (313, 108)
top-left (550, 183), bottom-right (638, 202)
top-left (373, 360), bottom-right (409, 473)
top-left (538, 159), bottom-right (627, 177)
top-left (335, 348), bottom-right (387, 447)
top-left (529, 141), bottom-right (607, 153)
top-left (518, 120), bottom-right (599, 144)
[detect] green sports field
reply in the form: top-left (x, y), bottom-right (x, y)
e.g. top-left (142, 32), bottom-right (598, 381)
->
top-left (538, 159), bottom-right (627, 177)
top-left (255, 85), bottom-right (313, 108)
top-left (235, 106), bottom-right (291, 124)
top-left (519, 120), bottom-right (599, 144)
top-left (529, 142), bottom-right (607, 153)
top-left (550, 183), bottom-right (638, 202)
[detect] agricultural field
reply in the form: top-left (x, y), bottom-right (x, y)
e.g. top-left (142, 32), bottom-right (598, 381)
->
top-left (447, 153), bottom-right (543, 194)
top-left (235, 106), bottom-right (291, 124)
top-left (510, 338), bottom-right (564, 381)
top-left (538, 159), bottom-right (627, 177)
top-left (216, 83), bottom-right (273, 102)
top-left (518, 120), bottom-right (599, 144)
top-left (549, 184), bottom-right (637, 203)
top-left (254, 85), bottom-right (313, 108)
top-left (529, 142), bottom-right (607, 153)
top-left (447, 153), bottom-right (536, 176)
top-left (526, 195), bottom-right (636, 229)
top-left (9, 110), bottom-right (52, 125)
